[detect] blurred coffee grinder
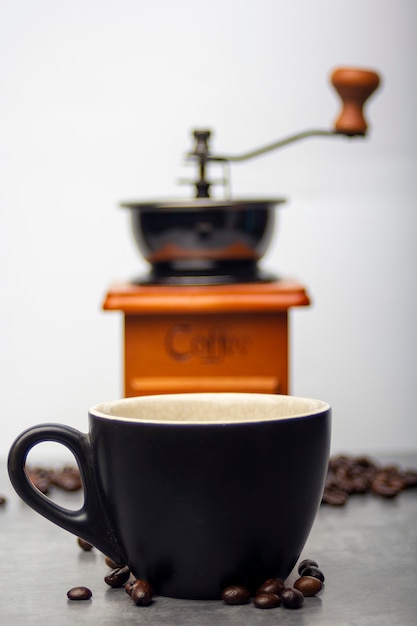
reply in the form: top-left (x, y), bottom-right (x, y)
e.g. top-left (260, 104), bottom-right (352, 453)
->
top-left (103, 67), bottom-right (380, 397)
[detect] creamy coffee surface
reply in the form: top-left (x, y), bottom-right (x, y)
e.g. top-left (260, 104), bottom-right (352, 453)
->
top-left (92, 393), bottom-right (330, 424)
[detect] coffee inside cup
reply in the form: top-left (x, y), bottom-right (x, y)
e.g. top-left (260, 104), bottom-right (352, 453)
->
top-left (92, 393), bottom-right (329, 424)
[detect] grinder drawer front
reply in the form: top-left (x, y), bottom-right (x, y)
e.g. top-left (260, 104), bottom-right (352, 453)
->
top-left (124, 312), bottom-right (288, 396)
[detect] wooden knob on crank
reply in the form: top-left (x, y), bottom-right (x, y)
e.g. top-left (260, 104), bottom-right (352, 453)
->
top-left (331, 67), bottom-right (380, 135)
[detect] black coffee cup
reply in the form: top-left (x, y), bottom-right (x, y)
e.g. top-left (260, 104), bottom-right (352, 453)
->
top-left (8, 393), bottom-right (331, 600)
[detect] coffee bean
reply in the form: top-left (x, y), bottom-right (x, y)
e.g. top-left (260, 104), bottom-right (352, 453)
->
top-left (104, 565), bottom-right (131, 588)
top-left (322, 486), bottom-right (349, 506)
top-left (0, 495), bottom-right (7, 506)
top-left (297, 559), bottom-right (318, 575)
top-left (294, 575), bottom-right (323, 596)
top-left (253, 592), bottom-right (281, 609)
top-left (77, 537), bottom-right (93, 551)
top-left (404, 469), bottom-right (417, 487)
top-left (257, 577), bottom-right (285, 597)
top-left (67, 586), bottom-right (92, 600)
top-left (221, 585), bottom-right (251, 605)
top-left (371, 480), bottom-right (401, 498)
top-left (351, 476), bottom-right (369, 494)
top-left (104, 556), bottom-right (124, 569)
top-left (125, 580), bottom-right (134, 596)
top-left (371, 473), bottom-right (404, 498)
top-left (131, 580), bottom-right (153, 606)
top-left (281, 586), bottom-right (304, 609)
top-left (300, 566), bottom-right (325, 583)
top-left (27, 468), bottom-right (51, 494)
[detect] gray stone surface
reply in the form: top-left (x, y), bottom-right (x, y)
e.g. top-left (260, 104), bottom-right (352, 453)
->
top-left (1, 454), bottom-right (416, 625)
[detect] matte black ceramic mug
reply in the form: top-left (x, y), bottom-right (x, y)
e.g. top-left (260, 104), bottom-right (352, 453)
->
top-left (8, 393), bottom-right (331, 600)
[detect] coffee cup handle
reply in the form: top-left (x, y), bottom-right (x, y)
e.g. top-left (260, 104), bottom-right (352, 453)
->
top-left (7, 423), bottom-right (125, 565)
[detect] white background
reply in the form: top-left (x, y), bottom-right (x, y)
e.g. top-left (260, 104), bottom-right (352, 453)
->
top-left (1, 0), bottom-right (416, 460)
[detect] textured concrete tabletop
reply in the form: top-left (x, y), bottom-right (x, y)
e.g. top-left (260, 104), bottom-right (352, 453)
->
top-left (1, 453), bottom-right (416, 626)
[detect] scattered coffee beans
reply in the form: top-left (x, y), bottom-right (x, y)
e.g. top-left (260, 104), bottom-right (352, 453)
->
top-left (104, 565), bottom-right (131, 588)
top-left (220, 558), bottom-right (323, 612)
top-left (257, 577), bottom-right (285, 596)
top-left (67, 586), bottom-right (92, 601)
top-left (322, 454), bottom-right (417, 506)
top-left (281, 586), bottom-right (304, 609)
top-left (253, 592), bottom-right (281, 609)
top-left (27, 465), bottom-right (83, 494)
top-left (131, 580), bottom-right (154, 606)
top-left (221, 585), bottom-right (251, 605)
top-left (294, 575), bottom-right (323, 596)
top-left (77, 537), bottom-right (93, 551)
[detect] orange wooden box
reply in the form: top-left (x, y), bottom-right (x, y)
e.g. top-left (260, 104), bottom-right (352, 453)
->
top-left (103, 280), bottom-right (310, 397)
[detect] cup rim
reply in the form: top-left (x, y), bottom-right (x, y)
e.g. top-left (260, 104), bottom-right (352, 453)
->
top-left (90, 393), bottom-right (331, 426)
